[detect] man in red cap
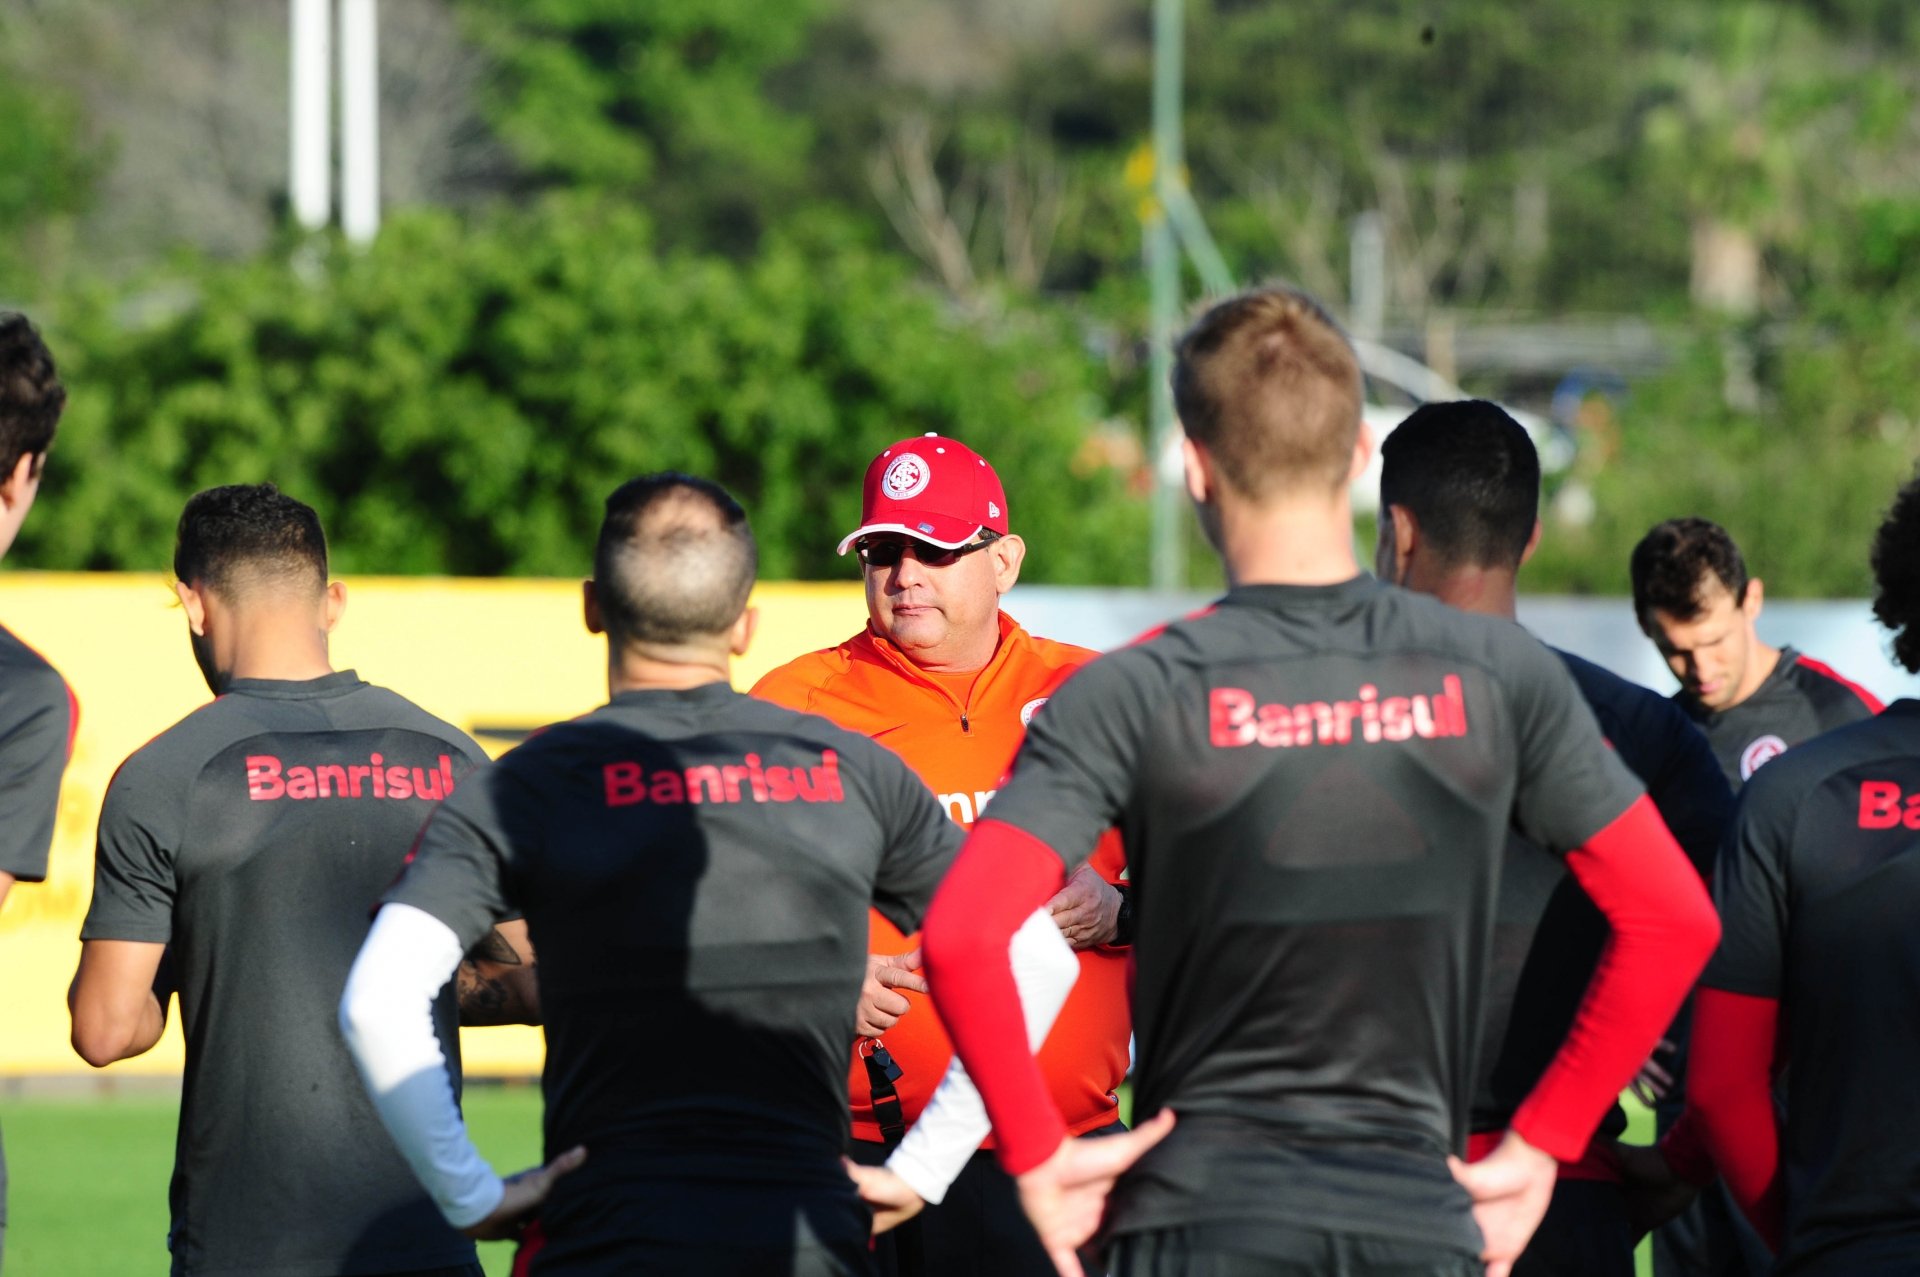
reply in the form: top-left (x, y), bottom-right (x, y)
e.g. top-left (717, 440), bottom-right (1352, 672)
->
top-left (754, 433), bottom-right (1133, 1277)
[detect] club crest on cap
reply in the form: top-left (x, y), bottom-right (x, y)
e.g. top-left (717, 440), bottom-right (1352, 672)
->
top-left (882, 453), bottom-right (932, 501)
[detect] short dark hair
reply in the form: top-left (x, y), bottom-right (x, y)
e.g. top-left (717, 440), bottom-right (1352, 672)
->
top-left (0, 313), bottom-right (65, 478)
top-left (1172, 284), bottom-right (1363, 500)
top-left (1378, 401), bottom-right (1540, 571)
top-left (594, 473), bottom-right (756, 645)
top-left (174, 484), bottom-right (329, 597)
top-left (1630, 518), bottom-right (1750, 622)
top-left (1872, 471), bottom-right (1920, 673)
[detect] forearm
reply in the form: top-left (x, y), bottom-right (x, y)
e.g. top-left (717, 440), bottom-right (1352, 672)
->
top-left (1686, 988), bottom-right (1784, 1251)
top-left (1512, 796), bottom-right (1722, 1159)
top-left (68, 941), bottom-right (172, 1067)
top-left (340, 903), bottom-right (504, 1227)
top-left (456, 962), bottom-right (541, 1026)
top-left (889, 908), bottom-right (1079, 1203)
top-left (920, 819), bottom-right (1070, 1176)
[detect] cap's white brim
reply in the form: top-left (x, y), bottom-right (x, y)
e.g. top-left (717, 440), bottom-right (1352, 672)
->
top-left (835, 521), bottom-right (981, 556)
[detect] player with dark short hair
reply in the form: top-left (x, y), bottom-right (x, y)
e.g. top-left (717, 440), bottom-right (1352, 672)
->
top-left (69, 482), bottom-right (525, 1277)
top-left (1670, 470), bottom-right (1920, 1275)
top-left (918, 284), bottom-right (1722, 1277)
top-left (341, 472), bottom-right (980, 1274)
top-left (0, 311), bottom-right (78, 1272)
top-left (1631, 517), bottom-right (1881, 789)
top-left (1376, 400), bottom-right (1733, 1277)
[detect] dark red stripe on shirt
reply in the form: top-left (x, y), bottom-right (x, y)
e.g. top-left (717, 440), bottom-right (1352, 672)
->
top-left (1793, 654), bottom-right (1884, 714)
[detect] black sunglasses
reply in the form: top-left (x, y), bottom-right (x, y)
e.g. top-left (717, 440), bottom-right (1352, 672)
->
top-left (856, 530), bottom-right (1001, 569)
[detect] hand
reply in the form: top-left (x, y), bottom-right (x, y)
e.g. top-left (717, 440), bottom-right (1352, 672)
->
top-left (856, 949), bottom-right (928, 1038)
top-left (1044, 867), bottom-right (1122, 950)
top-left (462, 1146), bottom-right (587, 1240)
top-left (1015, 1109), bottom-right (1176, 1277)
top-left (844, 1159), bottom-right (927, 1234)
top-left (1629, 1037), bottom-right (1678, 1106)
top-left (1613, 1141), bottom-right (1699, 1239)
top-left (1448, 1130), bottom-right (1556, 1277)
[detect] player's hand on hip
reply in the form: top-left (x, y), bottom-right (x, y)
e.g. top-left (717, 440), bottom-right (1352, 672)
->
top-left (1045, 867), bottom-right (1122, 950)
top-left (1015, 1108), bottom-right (1176, 1277)
top-left (1629, 1037), bottom-right (1678, 1106)
top-left (463, 1145), bottom-right (587, 1240)
top-left (843, 1159), bottom-right (927, 1234)
top-left (856, 949), bottom-right (927, 1038)
top-left (1448, 1130), bottom-right (1556, 1277)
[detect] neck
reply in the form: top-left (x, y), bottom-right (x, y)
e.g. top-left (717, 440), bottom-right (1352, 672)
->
top-left (226, 610), bottom-right (336, 683)
top-left (1734, 640), bottom-right (1783, 705)
top-left (874, 621), bottom-right (1000, 675)
top-left (607, 639), bottom-right (732, 695)
top-left (1217, 491), bottom-right (1360, 587)
top-left (1420, 563), bottom-right (1520, 620)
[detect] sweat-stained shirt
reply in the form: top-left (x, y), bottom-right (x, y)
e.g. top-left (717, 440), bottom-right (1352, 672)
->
top-left (753, 610), bottom-right (1132, 1143)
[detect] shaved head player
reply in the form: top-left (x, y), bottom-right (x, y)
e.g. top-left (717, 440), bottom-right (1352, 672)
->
top-left (918, 285), bottom-right (1722, 1277)
top-left (342, 474), bottom-right (968, 1274)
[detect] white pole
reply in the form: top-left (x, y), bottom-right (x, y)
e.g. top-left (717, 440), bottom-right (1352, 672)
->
top-left (339, 0), bottom-right (380, 243)
top-left (289, 0), bottom-right (332, 231)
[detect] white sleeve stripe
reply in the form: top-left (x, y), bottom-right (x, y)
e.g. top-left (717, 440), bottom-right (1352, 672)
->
top-left (886, 908), bottom-right (1080, 1203)
top-left (339, 902), bottom-right (505, 1228)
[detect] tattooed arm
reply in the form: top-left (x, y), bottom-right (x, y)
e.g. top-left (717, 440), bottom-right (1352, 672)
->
top-left (456, 919), bottom-right (540, 1026)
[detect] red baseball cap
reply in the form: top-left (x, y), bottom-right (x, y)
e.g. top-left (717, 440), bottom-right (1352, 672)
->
top-left (836, 433), bottom-right (1010, 555)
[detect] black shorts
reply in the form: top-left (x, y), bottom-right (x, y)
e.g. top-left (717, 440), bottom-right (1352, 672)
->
top-left (1105, 1223), bottom-right (1481, 1277)
top-left (1513, 1179), bottom-right (1633, 1277)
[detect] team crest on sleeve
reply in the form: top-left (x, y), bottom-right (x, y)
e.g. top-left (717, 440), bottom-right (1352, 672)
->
top-left (1739, 734), bottom-right (1789, 780)
top-left (882, 454), bottom-right (932, 500)
top-left (1020, 697), bottom-right (1048, 726)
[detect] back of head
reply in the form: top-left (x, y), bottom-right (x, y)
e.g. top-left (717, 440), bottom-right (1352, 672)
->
top-left (175, 484), bottom-right (330, 601)
top-left (0, 312), bottom-right (65, 477)
top-left (595, 473), bottom-right (757, 646)
top-left (1171, 284), bottom-right (1363, 500)
top-left (1378, 400), bottom-right (1540, 571)
top-left (1872, 471), bottom-right (1920, 673)
top-left (1630, 517), bottom-right (1748, 622)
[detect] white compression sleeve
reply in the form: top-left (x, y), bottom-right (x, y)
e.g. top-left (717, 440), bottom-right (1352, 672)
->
top-left (885, 907), bottom-right (1080, 1204)
top-left (339, 902), bottom-right (505, 1228)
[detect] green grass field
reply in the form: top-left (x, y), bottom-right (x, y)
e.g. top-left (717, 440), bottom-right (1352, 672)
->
top-left (0, 1083), bottom-right (544, 1276)
top-left (0, 1085), bottom-right (1655, 1275)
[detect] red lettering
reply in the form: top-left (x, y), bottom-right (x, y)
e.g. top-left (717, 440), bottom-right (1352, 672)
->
top-left (385, 765), bottom-right (413, 800)
top-left (765, 766), bottom-right (796, 802)
top-left (1906, 796), bottom-right (1920, 831)
top-left (246, 755), bottom-right (285, 801)
top-left (287, 766), bottom-right (317, 800)
top-left (685, 765), bottom-right (724, 804)
top-left (650, 770), bottom-right (685, 804)
top-left (819, 750), bottom-right (844, 802)
top-left (1256, 703), bottom-right (1292, 747)
top-left (1209, 688), bottom-right (1256, 747)
top-left (370, 753), bottom-right (386, 798)
top-left (1860, 780), bottom-right (1902, 829)
top-left (315, 764), bottom-right (349, 798)
top-left (440, 756), bottom-right (457, 797)
top-left (1435, 675), bottom-right (1469, 737)
top-left (1381, 697), bottom-right (1413, 741)
top-left (721, 765), bottom-right (751, 802)
top-left (347, 765), bottom-right (371, 797)
top-left (605, 761), bottom-right (646, 807)
top-left (411, 767), bottom-right (445, 801)
top-left (744, 753), bottom-right (770, 802)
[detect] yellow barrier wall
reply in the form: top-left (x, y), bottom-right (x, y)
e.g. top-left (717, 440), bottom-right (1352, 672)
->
top-left (0, 573), bottom-right (870, 1077)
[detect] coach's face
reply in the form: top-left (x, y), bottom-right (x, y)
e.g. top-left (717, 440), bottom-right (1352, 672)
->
top-left (863, 531), bottom-right (1025, 672)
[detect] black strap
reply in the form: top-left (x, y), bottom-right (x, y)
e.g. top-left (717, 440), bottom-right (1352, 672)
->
top-left (861, 1039), bottom-right (908, 1148)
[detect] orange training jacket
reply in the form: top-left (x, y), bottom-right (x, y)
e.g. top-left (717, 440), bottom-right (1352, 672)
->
top-left (751, 611), bottom-right (1132, 1144)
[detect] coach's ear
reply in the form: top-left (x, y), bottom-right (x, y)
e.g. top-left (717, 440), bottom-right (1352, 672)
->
top-left (1520, 518), bottom-right (1543, 566)
top-left (1350, 418), bottom-right (1374, 483)
top-left (582, 579), bottom-right (606, 635)
top-left (729, 605), bottom-right (760, 658)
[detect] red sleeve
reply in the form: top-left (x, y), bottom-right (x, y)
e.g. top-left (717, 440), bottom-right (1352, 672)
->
top-left (1510, 795), bottom-right (1721, 1160)
top-left (1686, 988), bottom-right (1784, 1252)
top-left (919, 818), bottom-right (1069, 1175)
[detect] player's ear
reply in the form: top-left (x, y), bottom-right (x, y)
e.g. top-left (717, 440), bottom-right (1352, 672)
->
top-left (173, 580), bottom-right (208, 637)
top-left (1743, 577), bottom-right (1765, 619)
top-left (990, 534), bottom-right (1025, 595)
top-left (322, 580), bottom-right (347, 632)
top-left (1387, 502), bottom-right (1419, 568)
top-left (582, 579), bottom-right (605, 636)
top-left (1349, 418), bottom-right (1374, 484)
top-left (730, 604), bottom-right (759, 657)
top-left (1181, 435), bottom-right (1214, 505)
top-left (0, 451), bottom-right (36, 506)
top-left (1519, 518), bottom-right (1543, 566)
